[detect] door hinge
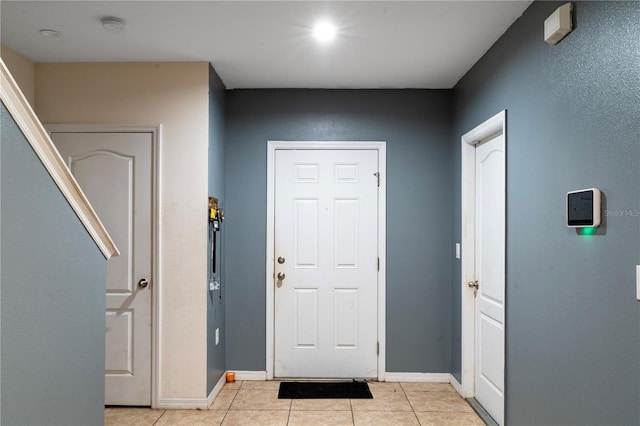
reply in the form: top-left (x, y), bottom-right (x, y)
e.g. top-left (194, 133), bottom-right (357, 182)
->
top-left (377, 257), bottom-right (380, 271)
top-left (373, 172), bottom-right (380, 187)
top-left (377, 342), bottom-right (380, 355)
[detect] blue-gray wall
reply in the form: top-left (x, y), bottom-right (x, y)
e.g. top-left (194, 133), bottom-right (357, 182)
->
top-left (1, 103), bottom-right (107, 425)
top-left (452, 2), bottom-right (640, 424)
top-left (207, 64), bottom-right (227, 393)
top-left (224, 89), bottom-right (453, 373)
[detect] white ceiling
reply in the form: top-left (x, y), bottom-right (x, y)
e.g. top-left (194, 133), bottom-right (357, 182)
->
top-left (0, 1), bottom-right (532, 89)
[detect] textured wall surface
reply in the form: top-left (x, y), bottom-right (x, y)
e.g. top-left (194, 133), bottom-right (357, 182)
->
top-left (0, 44), bottom-right (35, 106)
top-left (452, 2), bottom-right (640, 424)
top-left (1, 104), bottom-right (106, 425)
top-left (35, 62), bottom-right (210, 401)
top-left (224, 89), bottom-right (453, 373)
top-left (207, 64), bottom-right (227, 393)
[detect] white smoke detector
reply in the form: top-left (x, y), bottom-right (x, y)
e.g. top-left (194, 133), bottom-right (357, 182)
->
top-left (544, 3), bottom-right (572, 45)
top-left (101, 17), bottom-right (126, 32)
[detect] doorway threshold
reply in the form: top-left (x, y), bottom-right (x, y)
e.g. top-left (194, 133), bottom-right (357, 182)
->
top-left (466, 398), bottom-right (498, 426)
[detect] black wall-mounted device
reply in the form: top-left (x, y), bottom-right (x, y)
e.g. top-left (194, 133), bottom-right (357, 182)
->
top-left (567, 188), bottom-right (601, 227)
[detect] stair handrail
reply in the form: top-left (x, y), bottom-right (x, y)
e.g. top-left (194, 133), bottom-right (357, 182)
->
top-left (1, 58), bottom-right (119, 259)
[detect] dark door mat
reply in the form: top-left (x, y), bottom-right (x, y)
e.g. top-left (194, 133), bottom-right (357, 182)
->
top-left (278, 381), bottom-right (373, 399)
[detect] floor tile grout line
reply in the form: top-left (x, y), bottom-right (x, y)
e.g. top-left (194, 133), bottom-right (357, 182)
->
top-left (151, 409), bottom-right (167, 426)
top-left (409, 394), bottom-right (423, 426)
top-left (399, 382), bottom-right (424, 425)
top-left (286, 394), bottom-right (292, 426)
top-left (400, 382), bottom-right (417, 414)
top-left (349, 398), bottom-right (355, 425)
top-left (218, 382), bottom-right (242, 425)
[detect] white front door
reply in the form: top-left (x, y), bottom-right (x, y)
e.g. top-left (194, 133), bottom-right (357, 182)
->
top-left (52, 132), bottom-right (152, 406)
top-left (474, 133), bottom-right (505, 424)
top-left (274, 149), bottom-right (379, 378)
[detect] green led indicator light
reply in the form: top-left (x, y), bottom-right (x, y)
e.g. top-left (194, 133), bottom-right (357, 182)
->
top-left (579, 227), bottom-right (597, 236)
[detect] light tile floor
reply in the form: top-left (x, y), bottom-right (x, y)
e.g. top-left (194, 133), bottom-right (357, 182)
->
top-left (105, 381), bottom-right (485, 426)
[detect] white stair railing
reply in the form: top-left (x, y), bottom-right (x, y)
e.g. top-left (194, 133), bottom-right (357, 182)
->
top-left (0, 58), bottom-right (118, 259)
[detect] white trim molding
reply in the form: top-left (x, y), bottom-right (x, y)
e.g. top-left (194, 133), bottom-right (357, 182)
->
top-left (460, 110), bottom-right (507, 400)
top-left (0, 59), bottom-right (119, 259)
top-left (233, 371), bottom-right (268, 381)
top-left (207, 373), bottom-right (228, 408)
top-left (450, 375), bottom-right (464, 396)
top-left (45, 123), bottom-right (162, 409)
top-left (156, 397), bottom-right (209, 410)
top-left (266, 141), bottom-right (387, 381)
top-left (384, 373), bottom-right (451, 383)
top-left (384, 373), bottom-right (466, 399)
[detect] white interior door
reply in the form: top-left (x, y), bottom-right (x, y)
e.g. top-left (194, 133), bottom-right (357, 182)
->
top-left (474, 134), bottom-right (505, 424)
top-left (274, 149), bottom-right (379, 378)
top-left (52, 132), bottom-right (152, 406)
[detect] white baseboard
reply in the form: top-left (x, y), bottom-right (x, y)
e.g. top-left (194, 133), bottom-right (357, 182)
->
top-left (207, 373), bottom-right (228, 408)
top-left (155, 397), bottom-right (209, 410)
top-left (384, 372), bottom-right (451, 383)
top-left (450, 375), bottom-right (464, 396)
top-left (232, 370), bottom-right (267, 381)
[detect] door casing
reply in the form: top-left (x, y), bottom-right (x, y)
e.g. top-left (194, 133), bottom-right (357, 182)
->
top-left (460, 111), bottom-right (506, 414)
top-left (266, 141), bottom-right (386, 381)
top-left (47, 123), bottom-right (161, 408)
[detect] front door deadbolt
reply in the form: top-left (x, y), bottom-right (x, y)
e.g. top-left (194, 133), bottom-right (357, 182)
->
top-left (277, 257), bottom-right (285, 264)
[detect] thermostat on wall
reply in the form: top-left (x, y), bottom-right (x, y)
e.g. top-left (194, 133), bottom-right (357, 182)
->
top-left (567, 188), bottom-right (601, 228)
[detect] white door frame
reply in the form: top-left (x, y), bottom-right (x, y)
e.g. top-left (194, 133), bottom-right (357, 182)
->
top-left (266, 141), bottom-right (386, 381)
top-left (46, 123), bottom-right (162, 408)
top-left (460, 110), bottom-right (506, 400)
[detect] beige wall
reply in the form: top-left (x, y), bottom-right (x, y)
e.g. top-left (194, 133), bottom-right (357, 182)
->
top-left (1, 45), bottom-right (35, 107)
top-left (35, 62), bottom-right (210, 404)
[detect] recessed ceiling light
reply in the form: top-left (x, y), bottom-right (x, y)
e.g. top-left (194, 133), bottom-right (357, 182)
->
top-left (101, 17), bottom-right (126, 32)
top-left (313, 21), bottom-right (336, 43)
top-left (39, 29), bottom-right (61, 38)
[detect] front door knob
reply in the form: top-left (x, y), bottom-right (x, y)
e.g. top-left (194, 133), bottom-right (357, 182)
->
top-left (277, 272), bottom-right (286, 280)
top-left (138, 278), bottom-right (149, 289)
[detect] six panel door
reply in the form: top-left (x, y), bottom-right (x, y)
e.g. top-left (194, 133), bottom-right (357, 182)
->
top-left (274, 149), bottom-right (379, 378)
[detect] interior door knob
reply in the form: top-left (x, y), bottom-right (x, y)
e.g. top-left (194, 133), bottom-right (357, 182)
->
top-left (277, 272), bottom-right (286, 280)
top-left (467, 280), bottom-right (479, 290)
top-left (138, 278), bottom-right (149, 289)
